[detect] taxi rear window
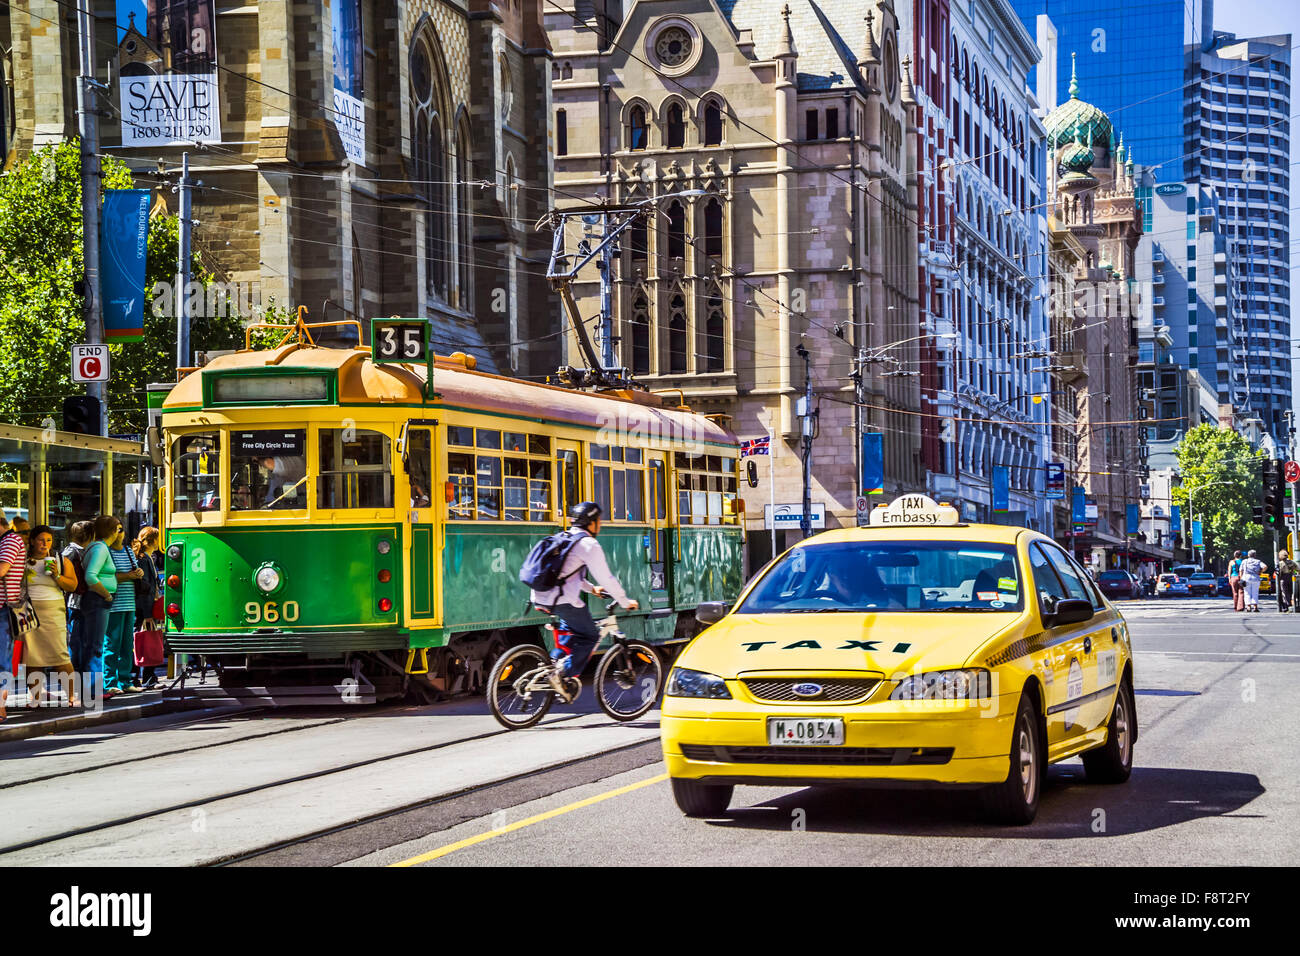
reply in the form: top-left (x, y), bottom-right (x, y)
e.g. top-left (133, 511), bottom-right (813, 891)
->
top-left (739, 541), bottom-right (1024, 613)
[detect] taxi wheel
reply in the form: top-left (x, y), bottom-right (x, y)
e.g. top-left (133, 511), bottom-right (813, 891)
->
top-left (671, 777), bottom-right (734, 818)
top-left (1082, 676), bottom-right (1135, 784)
top-left (981, 694), bottom-right (1042, 826)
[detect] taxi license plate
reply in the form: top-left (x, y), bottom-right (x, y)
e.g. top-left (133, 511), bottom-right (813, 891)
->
top-left (767, 717), bottom-right (845, 746)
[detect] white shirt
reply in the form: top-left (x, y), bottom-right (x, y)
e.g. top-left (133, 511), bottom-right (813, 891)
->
top-left (1241, 558), bottom-right (1265, 580)
top-left (529, 529), bottom-right (630, 609)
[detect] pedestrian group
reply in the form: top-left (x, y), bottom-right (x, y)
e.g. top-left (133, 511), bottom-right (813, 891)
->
top-left (1, 513), bottom-right (164, 722)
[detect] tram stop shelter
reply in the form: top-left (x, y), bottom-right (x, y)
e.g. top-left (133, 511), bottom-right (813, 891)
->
top-left (0, 422), bottom-right (150, 544)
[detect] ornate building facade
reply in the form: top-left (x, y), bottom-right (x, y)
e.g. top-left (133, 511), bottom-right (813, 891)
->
top-left (1045, 59), bottom-right (1144, 567)
top-left (1, 0), bottom-right (556, 375)
top-left (547, 0), bottom-right (922, 568)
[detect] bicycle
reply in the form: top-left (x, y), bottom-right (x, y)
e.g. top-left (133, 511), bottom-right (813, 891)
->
top-left (486, 602), bottom-right (663, 729)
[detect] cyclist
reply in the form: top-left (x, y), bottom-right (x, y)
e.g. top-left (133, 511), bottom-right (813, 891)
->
top-left (529, 501), bottom-right (638, 700)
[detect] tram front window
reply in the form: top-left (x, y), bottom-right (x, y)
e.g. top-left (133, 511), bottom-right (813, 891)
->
top-left (231, 430), bottom-right (307, 511)
top-left (172, 433), bottom-right (221, 512)
top-left (318, 429), bottom-right (393, 509)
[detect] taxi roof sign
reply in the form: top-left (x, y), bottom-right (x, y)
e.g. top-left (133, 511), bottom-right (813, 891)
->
top-left (869, 493), bottom-right (961, 527)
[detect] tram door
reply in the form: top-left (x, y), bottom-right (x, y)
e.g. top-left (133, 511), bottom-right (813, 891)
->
top-left (646, 455), bottom-right (671, 612)
top-left (555, 441), bottom-right (580, 523)
top-left (405, 424), bottom-right (441, 624)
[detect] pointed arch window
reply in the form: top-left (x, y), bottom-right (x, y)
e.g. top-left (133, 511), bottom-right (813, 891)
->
top-left (628, 105), bottom-right (648, 150)
top-left (556, 108), bottom-right (568, 156)
top-left (665, 200), bottom-right (686, 262)
top-left (629, 214), bottom-right (649, 264)
top-left (702, 280), bottom-right (725, 372)
top-left (702, 197), bottom-right (723, 260)
top-left (666, 102), bottom-right (686, 148)
top-left (668, 290), bottom-right (688, 373)
top-left (456, 123), bottom-right (472, 307)
top-left (703, 99), bottom-right (723, 146)
top-left (630, 288), bottom-right (651, 376)
top-left (411, 33), bottom-right (450, 300)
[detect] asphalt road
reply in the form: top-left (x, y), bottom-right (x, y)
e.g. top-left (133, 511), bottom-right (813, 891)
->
top-left (2, 596), bottom-right (1295, 866)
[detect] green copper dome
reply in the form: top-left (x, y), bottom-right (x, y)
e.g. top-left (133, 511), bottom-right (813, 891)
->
top-left (1045, 54), bottom-right (1113, 151)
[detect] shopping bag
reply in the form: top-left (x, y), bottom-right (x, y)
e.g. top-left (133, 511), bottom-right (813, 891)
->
top-left (133, 622), bottom-right (166, 667)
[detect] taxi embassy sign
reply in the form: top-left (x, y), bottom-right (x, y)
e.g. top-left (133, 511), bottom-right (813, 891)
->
top-left (869, 494), bottom-right (960, 526)
top-left (115, 1), bottom-right (222, 148)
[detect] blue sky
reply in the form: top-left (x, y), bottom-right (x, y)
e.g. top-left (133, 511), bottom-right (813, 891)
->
top-left (116, 0), bottom-right (147, 43)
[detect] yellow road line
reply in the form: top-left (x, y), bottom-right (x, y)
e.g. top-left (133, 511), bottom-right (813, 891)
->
top-left (389, 772), bottom-right (669, 867)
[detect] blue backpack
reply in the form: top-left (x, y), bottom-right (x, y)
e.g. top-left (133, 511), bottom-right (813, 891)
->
top-left (519, 530), bottom-right (586, 592)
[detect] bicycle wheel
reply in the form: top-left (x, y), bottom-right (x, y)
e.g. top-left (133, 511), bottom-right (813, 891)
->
top-left (487, 644), bottom-right (555, 729)
top-left (594, 642), bottom-right (662, 721)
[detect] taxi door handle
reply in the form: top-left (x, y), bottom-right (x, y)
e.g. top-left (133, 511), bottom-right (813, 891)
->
top-left (1111, 627), bottom-right (1119, 643)
top-left (1083, 635), bottom-right (1093, 655)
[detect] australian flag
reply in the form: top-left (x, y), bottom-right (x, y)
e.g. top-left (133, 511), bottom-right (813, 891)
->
top-left (740, 436), bottom-right (770, 457)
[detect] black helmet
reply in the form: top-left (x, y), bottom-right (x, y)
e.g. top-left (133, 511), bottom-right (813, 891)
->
top-left (569, 501), bottom-right (602, 528)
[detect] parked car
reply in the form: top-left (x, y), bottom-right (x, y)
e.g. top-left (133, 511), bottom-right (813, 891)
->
top-left (1217, 575), bottom-right (1234, 597)
top-left (1156, 573), bottom-right (1190, 597)
top-left (1187, 571), bottom-right (1217, 597)
top-left (1096, 569), bottom-right (1138, 600)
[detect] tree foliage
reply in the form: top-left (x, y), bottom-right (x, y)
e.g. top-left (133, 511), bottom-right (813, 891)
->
top-left (0, 140), bottom-right (244, 434)
top-left (1170, 424), bottom-right (1269, 562)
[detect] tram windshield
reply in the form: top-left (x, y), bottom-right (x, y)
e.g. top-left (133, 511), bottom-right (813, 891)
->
top-left (172, 433), bottom-right (221, 512)
top-left (231, 429), bottom-right (307, 511)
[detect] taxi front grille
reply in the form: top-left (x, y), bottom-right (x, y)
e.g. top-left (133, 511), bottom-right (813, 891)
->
top-left (680, 745), bottom-right (954, 766)
top-left (742, 677), bottom-right (879, 703)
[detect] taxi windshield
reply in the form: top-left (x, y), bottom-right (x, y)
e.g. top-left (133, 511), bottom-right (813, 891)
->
top-left (739, 541), bottom-right (1024, 613)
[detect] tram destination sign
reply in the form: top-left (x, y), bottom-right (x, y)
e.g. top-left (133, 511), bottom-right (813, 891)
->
top-left (233, 430), bottom-right (305, 457)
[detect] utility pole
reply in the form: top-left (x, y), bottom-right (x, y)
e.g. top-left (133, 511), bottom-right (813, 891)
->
top-left (176, 152), bottom-right (193, 371)
top-left (596, 212), bottom-right (615, 372)
top-left (76, 0), bottom-right (106, 436)
top-left (796, 342), bottom-right (815, 538)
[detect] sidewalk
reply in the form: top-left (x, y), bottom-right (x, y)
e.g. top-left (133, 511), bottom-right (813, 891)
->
top-left (0, 675), bottom-right (219, 743)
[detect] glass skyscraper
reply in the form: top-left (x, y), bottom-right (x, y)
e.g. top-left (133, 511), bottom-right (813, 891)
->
top-left (1011, 0), bottom-right (1197, 175)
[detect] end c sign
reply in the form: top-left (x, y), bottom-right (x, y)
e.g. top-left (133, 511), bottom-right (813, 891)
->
top-left (71, 344), bottom-right (110, 383)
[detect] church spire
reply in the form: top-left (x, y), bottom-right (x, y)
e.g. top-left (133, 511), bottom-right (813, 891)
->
top-left (1069, 52), bottom-right (1079, 100)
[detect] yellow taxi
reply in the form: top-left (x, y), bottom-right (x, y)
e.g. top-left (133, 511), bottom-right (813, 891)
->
top-left (662, 494), bottom-right (1136, 825)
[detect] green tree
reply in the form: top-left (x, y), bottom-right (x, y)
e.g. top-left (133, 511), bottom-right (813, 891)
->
top-left (0, 140), bottom-right (244, 434)
top-left (1171, 424), bottom-right (1269, 563)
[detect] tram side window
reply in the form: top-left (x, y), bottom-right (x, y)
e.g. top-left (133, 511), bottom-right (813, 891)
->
top-left (317, 429), bottom-right (393, 509)
top-left (172, 433), bottom-right (220, 512)
top-left (230, 430), bottom-right (307, 511)
top-left (590, 444), bottom-right (645, 522)
top-left (447, 426), bottom-right (553, 521)
top-left (674, 451), bottom-right (739, 525)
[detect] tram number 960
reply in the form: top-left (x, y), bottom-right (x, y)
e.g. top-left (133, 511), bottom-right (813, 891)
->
top-left (245, 600), bottom-right (300, 624)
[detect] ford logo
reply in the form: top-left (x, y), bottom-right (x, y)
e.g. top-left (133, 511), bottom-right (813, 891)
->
top-left (792, 682), bottom-right (823, 697)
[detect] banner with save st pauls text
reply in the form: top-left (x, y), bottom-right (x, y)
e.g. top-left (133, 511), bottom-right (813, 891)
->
top-left (115, 1), bottom-right (222, 147)
top-left (331, 0), bottom-right (366, 166)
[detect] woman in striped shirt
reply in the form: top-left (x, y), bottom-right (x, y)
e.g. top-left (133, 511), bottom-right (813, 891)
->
top-left (83, 516), bottom-right (143, 696)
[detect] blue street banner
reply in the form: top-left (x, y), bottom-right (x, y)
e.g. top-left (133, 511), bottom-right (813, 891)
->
top-left (100, 188), bottom-right (151, 342)
top-left (1192, 520), bottom-right (1203, 548)
top-left (115, 1), bottom-right (221, 147)
top-left (1170, 505), bottom-right (1181, 535)
top-left (1071, 486), bottom-right (1086, 524)
top-left (861, 432), bottom-right (884, 495)
top-left (992, 465), bottom-right (1009, 513)
top-left (1044, 461), bottom-right (1065, 499)
top-left (331, 0), bottom-right (366, 166)
top-left (1126, 503), bottom-right (1140, 536)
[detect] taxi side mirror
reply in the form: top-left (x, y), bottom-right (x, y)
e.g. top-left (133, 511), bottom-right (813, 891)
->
top-left (1047, 598), bottom-right (1094, 628)
top-left (695, 601), bottom-right (730, 625)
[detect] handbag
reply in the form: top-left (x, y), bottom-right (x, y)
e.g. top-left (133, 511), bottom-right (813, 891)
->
top-left (134, 619), bottom-right (166, 668)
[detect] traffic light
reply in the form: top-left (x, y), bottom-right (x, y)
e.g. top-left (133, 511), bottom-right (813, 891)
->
top-left (62, 395), bottom-right (101, 436)
top-left (1261, 458), bottom-right (1286, 527)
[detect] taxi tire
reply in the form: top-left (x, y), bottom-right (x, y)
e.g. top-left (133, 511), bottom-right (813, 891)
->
top-left (980, 693), bottom-right (1043, 826)
top-left (671, 777), bottom-right (734, 817)
top-left (1081, 676), bottom-right (1135, 784)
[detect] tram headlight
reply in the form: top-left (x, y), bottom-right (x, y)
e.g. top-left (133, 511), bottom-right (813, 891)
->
top-left (254, 563), bottom-right (283, 594)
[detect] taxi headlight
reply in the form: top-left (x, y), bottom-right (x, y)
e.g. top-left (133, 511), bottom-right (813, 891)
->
top-left (890, 668), bottom-right (992, 701)
top-left (666, 667), bottom-right (732, 699)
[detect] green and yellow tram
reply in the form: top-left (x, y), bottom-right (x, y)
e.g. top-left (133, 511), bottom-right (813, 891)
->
top-left (159, 320), bottom-right (745, 702)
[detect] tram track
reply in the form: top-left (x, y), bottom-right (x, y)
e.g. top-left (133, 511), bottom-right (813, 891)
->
top-left (212, 737), bottom-right (663, 866)
top-left (0, 709), bottom-right (593, 858)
